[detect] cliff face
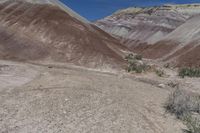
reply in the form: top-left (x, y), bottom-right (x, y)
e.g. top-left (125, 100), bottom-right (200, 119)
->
top-left (0, 0), bottom-right (127, 69)
top-left (95, 4), bottom-right (200, 49)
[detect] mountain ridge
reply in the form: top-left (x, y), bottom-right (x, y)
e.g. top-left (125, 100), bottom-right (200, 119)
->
top-left (95, 3), bottom-right (200, 48)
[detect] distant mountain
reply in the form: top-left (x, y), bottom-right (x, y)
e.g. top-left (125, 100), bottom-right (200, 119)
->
top-left (0, 0), bottom-right (127, 69)
top-left (95, 4), bottom-right (200, 50)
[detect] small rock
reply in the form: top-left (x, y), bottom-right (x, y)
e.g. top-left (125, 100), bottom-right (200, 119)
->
top-left (48, 66), bottom-right (53, 69)
top-left (158, 84), bottom-right (165, 88)
top-left (65, 98), bottom-right (69, 101)
top-left (63, 111), bottom-right (67, 114)
top-left (137, 60), bottom-right (144, 65)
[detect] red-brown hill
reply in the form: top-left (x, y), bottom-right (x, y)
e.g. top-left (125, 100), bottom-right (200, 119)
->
top-left (0, 0), bottom-right (127, 69)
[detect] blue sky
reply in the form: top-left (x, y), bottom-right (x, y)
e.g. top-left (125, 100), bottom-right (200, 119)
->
top-left (60, 0), bottom-right (200, 21)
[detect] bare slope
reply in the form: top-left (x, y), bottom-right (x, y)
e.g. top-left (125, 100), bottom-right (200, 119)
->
top-left (0, 0), bottom-right (126, 69)
top-left (140, 15), bottom-right (200, 67)
top-left (95, 4), bottom-right (200, 49)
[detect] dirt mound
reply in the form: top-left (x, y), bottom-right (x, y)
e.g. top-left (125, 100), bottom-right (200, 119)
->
top-left (0, 0), bottom-right (127, 69)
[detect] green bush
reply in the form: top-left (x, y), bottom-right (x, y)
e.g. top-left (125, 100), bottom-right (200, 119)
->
top-left (125, 54), bottom-right (142, 61)
top-left (125, 53), bottom-right (134, 61)
top-left (125, 54), bottom-right (150, 73)
top-left (184, 116), bottom-right (200, 133)
top-left (179, 67), bottom-right (200, 78)
top-left (127, 62), bottom-right (148, 73)
top-left (125, 54), bottom-right (148, 73)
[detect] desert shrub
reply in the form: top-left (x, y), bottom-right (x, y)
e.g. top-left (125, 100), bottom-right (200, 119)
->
top-left (179, 67), bottom-right (200, 78)
top-left (167, 81), bottom-right (179, 88)
top-left (134, 54), bottom-right (142, 60)
top-left (125, 53), bottom-right (134, 61)
top-left (165, 89), bottom-right (200, 132)
top-left (125, 54), bottom-right (142, 61)
top-left (126, 60), bottom-right (148, 73)
top-left (125, 54), bottom-right (149, 73)
top-left (165, 89), bottom-right (200, 119)
top-left (184, 115), bottom-right (200, 133)
top-left (155, 69), bottom-right (165, 77)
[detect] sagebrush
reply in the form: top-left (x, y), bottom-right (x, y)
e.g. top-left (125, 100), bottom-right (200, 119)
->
top-left (165, 89), bottom-right (200, 133)
top-left (165, 89), bottom-right (200, 119)
top-left (184, 115), bottom-right (200, 133)
top-left (179, 67), bottom-right (200, 78)
top-left (125, 54), bottom-right (149, 73)
top-left (134, 54), bottom-right (142, 60)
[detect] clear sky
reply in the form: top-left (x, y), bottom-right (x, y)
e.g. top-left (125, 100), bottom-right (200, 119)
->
top-left (59, 0), bottom-right (200, 21)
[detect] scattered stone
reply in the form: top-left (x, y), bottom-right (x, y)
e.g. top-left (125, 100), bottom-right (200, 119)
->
top-left (65, 98), bottom-right (69, 101)
top-left (158, 84), bottom-right (165, 88)
top-left (48, 66), bottom-right (53, 69)
top-left (63, 111), bottom-right (67, 114)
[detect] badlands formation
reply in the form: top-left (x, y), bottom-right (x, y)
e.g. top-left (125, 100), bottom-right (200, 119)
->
top-left (0, 0), bottom-right (126, 70)
top-left (96, 4), bottom-right (200, 67)
top-left (0, 1), bottom-right (200, 133)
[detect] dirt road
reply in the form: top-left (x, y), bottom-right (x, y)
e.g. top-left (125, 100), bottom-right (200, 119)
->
top-left (0, 60), bottom-right (183, 133)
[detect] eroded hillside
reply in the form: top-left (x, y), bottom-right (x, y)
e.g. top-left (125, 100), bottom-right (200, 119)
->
top-left (0, 0), bottom-right (127, 70)
top-left (140, 15), bottom-right (200, 67)
top-left (95, 4), bottom-right (200, 49)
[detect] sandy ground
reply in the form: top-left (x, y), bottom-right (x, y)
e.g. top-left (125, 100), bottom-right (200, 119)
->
top-left (0, 60), bottom-right (184, 133)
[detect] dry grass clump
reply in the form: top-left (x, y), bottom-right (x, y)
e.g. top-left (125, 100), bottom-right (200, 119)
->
top-left (165, 89), bottom-right (200, 119)
top-left (165, 89), bottom-right (200, 133)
